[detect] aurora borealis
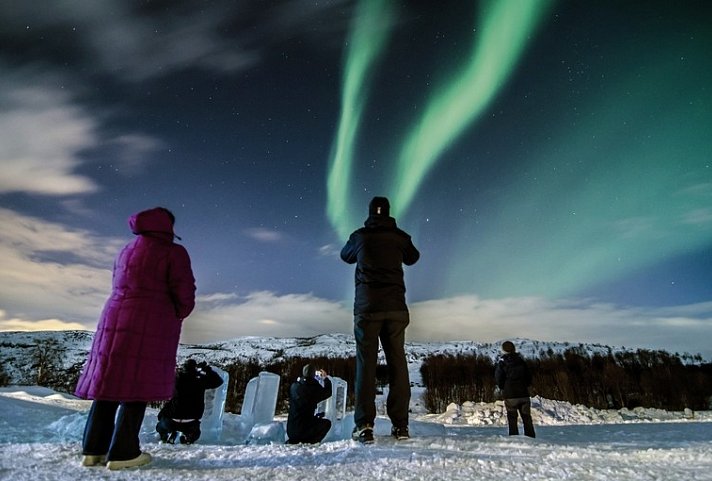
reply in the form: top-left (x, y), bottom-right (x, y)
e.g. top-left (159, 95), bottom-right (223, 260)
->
top-left (1, 0), bottom-right (711, 356)
top-left (327, 0), bottom-right (396, 239)
top-left (445, 13), bottom-right (712, 302)
top-left (328, 0), bottom-right (554, 236)
top-left (328, 0), bottom-right (712, 304)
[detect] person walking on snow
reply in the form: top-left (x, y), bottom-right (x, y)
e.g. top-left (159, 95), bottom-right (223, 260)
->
top-left (341, 196), bottom-right (420, 443)
top-left (495, 341), bottom-right (536, 438)
top-left (75, 207), bottom-right (196, 470)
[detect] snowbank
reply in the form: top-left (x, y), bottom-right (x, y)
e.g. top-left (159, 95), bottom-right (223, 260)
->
top-left (423, 395), bottom-right (712, 426)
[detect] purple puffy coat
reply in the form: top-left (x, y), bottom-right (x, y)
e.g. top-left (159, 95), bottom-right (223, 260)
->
top-left (75, 207), bottom-right (196, 402)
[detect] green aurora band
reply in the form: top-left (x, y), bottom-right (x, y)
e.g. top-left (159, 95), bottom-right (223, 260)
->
top-left (326, 0), bottom-right (711, 300)
top-left (391, 0), bottom-right (553, 217)
top-left (326, 0), bottom-right (394, 239)
top-left (446, 46), bottom-right (712, 299)
top-left (326, 0), bottom-right (552, 237)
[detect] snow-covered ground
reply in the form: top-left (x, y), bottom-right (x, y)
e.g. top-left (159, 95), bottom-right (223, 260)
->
top-left (2, 385), bottom-right (712, 481)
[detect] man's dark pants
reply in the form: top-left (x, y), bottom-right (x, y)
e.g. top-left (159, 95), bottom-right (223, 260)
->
top-left (504, 397), bottom-right (536, 438)
top-left (353, 311), bottom-right (410, 429)
top-left (287, 418), bottom-right (332, 444)
top-left (156, 416), bottom-right (202, 444)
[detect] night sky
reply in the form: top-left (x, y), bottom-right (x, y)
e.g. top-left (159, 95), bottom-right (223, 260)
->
top-left (1, 1), bottom-right (711, 357)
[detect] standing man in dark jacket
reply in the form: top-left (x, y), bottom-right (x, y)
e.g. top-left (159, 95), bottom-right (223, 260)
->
top-left (341, 196), bottom-right (420, 443)
top-left (494, 341), bottom-right (535, 438)
top-left (156, 359), bottom-right (224, 444)
top-left (287, 364), bottom-right (333, 444)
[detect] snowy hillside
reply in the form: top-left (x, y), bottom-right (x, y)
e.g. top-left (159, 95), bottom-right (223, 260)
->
top-left (2, 330), bottom-right (704, 387)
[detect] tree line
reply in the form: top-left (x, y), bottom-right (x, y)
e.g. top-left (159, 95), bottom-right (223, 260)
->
top-left (420, 347), bottom-right (712, 413)
top-left (2, 338), bottom-right (710, 414)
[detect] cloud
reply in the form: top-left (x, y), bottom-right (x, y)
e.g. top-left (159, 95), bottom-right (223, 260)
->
top-left (0, 79), bottom-right (100, 196)
top-left (0, 208), bottom-right (121, 325)
top-left (0, 1), bottom-right (350, 202)
top-left (318, 244), bottom-right (342, 257)
top-left (182, 291), bottom-right (352, 343)
top-left (178, 290), bottom-right (712, 358)
top-left (613, 217), bottom-right (655, 240)
top-left (677, 182), bottom-right (712, 198)
top-left (197, 293), bottom-right (240, 303)
top-left (108, 134), bottom-right (165, 175)
top-left (244, 228), bottom-right (284, 243)
top-left (682, 208), bottom-right (712, 226)
top-left (0, 310), bottom-right (89, 333)
top-left (407, 296), bottom-right (712, 357)
top-left (678, 183), bottom-right (712, 226)
top-left (0, 67), bottom-right (164, 197)
top-left (0, 1), bottom-right (352, 83)
top-left (5, 263), bottom-right (712, 358)
top-left (84, 5), bottom-right (258, 82)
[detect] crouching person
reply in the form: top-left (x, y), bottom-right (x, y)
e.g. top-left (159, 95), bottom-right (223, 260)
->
top-left (156, 359), bottom-right (224, 444)
top-left (286, 364), bottom-right (332, 444)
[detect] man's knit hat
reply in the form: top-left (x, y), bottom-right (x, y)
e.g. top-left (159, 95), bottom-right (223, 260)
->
top-left (369, 196), bottom-right (390, 216)
top-left (501, 341), bottom-right (516, 354)
top-left (302, 364), bottom-right (316, 379)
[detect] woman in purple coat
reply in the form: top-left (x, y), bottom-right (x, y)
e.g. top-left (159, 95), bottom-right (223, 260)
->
top-left (75, 207), bottom-right (196, 470)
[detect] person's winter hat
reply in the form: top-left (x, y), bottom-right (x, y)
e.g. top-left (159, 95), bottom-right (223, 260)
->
top-left (501, 341), bottom-right (516, 354)
top-left (369, 196), bottom-right (390, 216)
top-left (302, 364), bottom-right (316, 379)
top-left (183, 359), bottom-right (198, 371)
top-left (129, 206), bottom-right (181, 240)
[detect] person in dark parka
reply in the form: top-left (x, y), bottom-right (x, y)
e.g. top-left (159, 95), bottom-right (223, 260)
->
top-left (341, 196), bottom-right (420, 443)
top-left (495, 341), bottom-right (535, 438)
top-left (286, 364), bottom-right (332, 444)
top-left (156, 359), bottom-right (224, 444)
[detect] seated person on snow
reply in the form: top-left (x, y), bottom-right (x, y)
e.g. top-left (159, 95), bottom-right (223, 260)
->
top-left (286, 364), bottom-right (333, 444)
top-left (156, 359), bottom-right (224, 444)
